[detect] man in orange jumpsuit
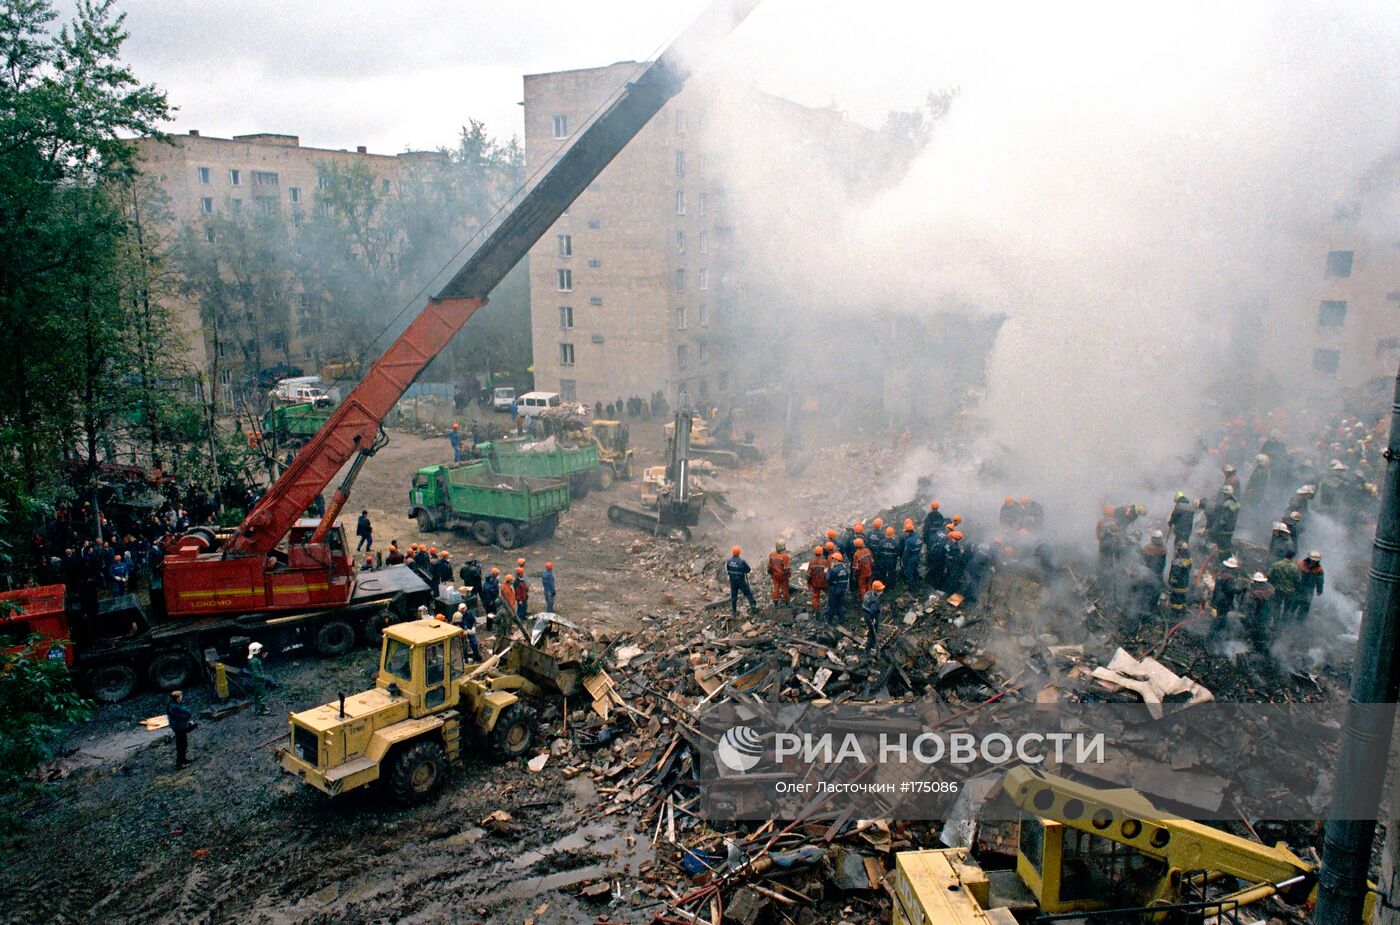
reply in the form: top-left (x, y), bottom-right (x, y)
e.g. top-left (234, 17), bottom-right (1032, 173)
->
top-left (807, 545), bottom-right (828, 612)
top-left (853, 537), bottom-right (875, 596)
top-left (767, 540), bottom-right (792, 606)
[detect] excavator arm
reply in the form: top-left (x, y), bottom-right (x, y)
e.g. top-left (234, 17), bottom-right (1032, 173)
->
top-left (226, 0), bottom-right (761, 558)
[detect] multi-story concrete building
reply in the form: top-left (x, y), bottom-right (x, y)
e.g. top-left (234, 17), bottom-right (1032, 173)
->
top-left (132, 131), bottom-right (442, 396)
top-left (1299, 235), bottom-right (1400, 394)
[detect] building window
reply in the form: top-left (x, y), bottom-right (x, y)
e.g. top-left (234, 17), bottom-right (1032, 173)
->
top-left (698, 154), bottom-right (707, 177)
top-left (220, 368), bottom-right (232, 386)
top-left (200, 197), bottom-right (214, 214)
top-left (698, 377), bottom-right (709, 398)
top-left (587, 258), bottom-right (601, 268)
top-left (698, 303), bottom-right (709, 327)
top-left (230, 198), bottom-right (242, 213)
top-left (253, 171), bottom-right (278, 186)
top-left (674, 109), bottom-right (686, 134)
top-left (558, 234), bottom-right (572, 257)
top-left (318, 174), bottom-right (330, 190)
top-left (675, 229), bottom-right (686, 254)
top-left (289, 186), bottom-right (301, 203)
top-left (587, 218), bottom-right (601, 229)
top-left (557, 268), bottom-right (572, 292)
top-left (698, 341), bottom-right (707, 363)
top-left (677, 344), bottom-right (689, 370)
top-left (699, 230), bottom-right (708, 254)
top-left (1312, 348), bottom-right (1340, 375)
top-left (1319, 300), bottom-right (1347, 327)
top-left (292, 211), bottom-right (303, 228)
top-left (205, 227), bottom-right (216, 245)
top-left (676, 190), bottom-right (686, 215)
top-left (699, 268), bottom-right (709, 291)
top-left (197, 166), bottom-right (210, 185)
top-left (258, 197), bottom-right (277, 214)
top-left (553, 114), bottom-right (568, 139)
top-left (229, 168), bottom-right (241, 186)
top-left (559, 342), bottom-right (575, 366)
top-left (698, 192), bottom-right (708, 216)
top-left (381, 179), bottom-right (391, 192)
top-left (675, 269), bottom-right (685, 292)
top-left (676, 306), bottom-right (687, 331)
top-left (1325, 250), bottom-right (1353, 278)
top-left (559, 305), bottom-right (574, 329)
top-left (589, 296), bottom-right (603, 306)
top-left (675, 150), bottom-right (686, 177)
top-left (559, 378), bottom-right (577, 401)
top-left (1387, 291), bottom-right (1400, 304)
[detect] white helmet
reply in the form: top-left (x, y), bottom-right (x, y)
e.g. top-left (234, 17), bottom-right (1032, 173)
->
top-left (1222, 557), bottom-right (1239, 569)
top-left (456, 602), bottom-right (467, 613)
top-left (248, 642), bottom-right (265, 656)
top-left (1252, 572), bottom-right (1268, 583)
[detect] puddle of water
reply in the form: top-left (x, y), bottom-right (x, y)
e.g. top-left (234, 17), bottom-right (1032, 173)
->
top-left (500, 819), bottom-right (653, 899)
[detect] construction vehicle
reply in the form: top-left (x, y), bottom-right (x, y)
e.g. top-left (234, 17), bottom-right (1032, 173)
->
top-left (486, 434), bottom-right (602, 497)
top-left (319, 355), bottom-right (361, 381)
top-left (608, 410), bottom-right (706, 541)
top-left (538, 404), bottom-right (635, 487)
top-left (103, 2), bottom-right (756, 694)
top-left (407, 460), bottom-right (569, 548)
top-left (892, 767), bottom-right (1371, 925)
top-left (261, 402), bottom-right (334, 449)
top-left (278, 619), bottom-right (539, 804)
top-left (663, 407), bottom-right (761, 468)
top-left (269, 375), bottom-right (332, 407)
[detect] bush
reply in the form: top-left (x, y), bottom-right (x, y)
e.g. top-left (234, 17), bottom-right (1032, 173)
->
top-left (0, 635), bottom-right (93, 829)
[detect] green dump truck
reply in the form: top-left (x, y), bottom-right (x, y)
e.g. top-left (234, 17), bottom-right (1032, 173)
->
top-left (262, 402), bottom-right (334, 448)
top-left (486, 436), bottom-right (602, 498)
top-left (408, 461), bottom-right (569, 549)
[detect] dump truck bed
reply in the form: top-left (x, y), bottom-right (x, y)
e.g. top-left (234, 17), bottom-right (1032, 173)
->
top-left (440, 462), bottom-right (569, 522)
top-left (489, 437), bottom-right (599, 480)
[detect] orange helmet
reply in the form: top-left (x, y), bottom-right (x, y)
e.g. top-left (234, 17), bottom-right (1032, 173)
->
top-left (853, 522), bottom-right (864, 532)
top-left (812, 546), bottom-right (824, 556)
top-left (903, 519), bottom-right (914, 531)
top-left (731, 546), bottom-right (742, 556)
top-left (854, 538), bottom-right (865, 548)
top-left (452, 423), bottom-right (460, 430)
top-left (517, 558), bottom-right (526, 567)
top-left (1019, 496), bottom-right (1031, 505)
top-left (826, 530), bottom-right (837, 540)
top-left (830, 551), bottom-right (843, 562)
top-left (871, 581), bottom-right (885, 592)
top-left (503, 573), bottom-right (514, 583)
top-left (545, 562), bottom-right (553, 570)
top-left (515, 567), bottom-right (524, 575)
top-left (824, 541), bottom-right (836, 552)
top-left (1103, 505), bottom-right (1114, 515)
top-left (1004, 496), bottom-right (1015, 505)
top-left (884, 526), bottom-right (895, 537)
top-left (490, 567), bottom-right (500, 575)
top-left (434, 613), bottom-right (447, 622)
top-left (951, 515), bottom-right (962, 525)
top-left (428, 546), bottom-right (437, 555)
top-left (872, 518), bottom-right (884, 529)
top-left (949, 531), bottom-right (963, 541)
top-left (929, 501), bottom-right (940, 510)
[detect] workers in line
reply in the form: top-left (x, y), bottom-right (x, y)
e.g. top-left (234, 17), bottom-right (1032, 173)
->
top-left (514, 567), bottom-right (530, 621)
top-left (806, 545), bottom-right (827, 613)
top-left (853, 538), bottom-right (874, 596)
top-left (767, 540), bottom-right (791, 607)
top-left (900, 521), bottom-right (922, 587)
top-left (726, 546), bottom-right (758, 617)
top-left (825, 552), bottom-right (849, 624)
top-left (481, 566), bottom-right (501, 615)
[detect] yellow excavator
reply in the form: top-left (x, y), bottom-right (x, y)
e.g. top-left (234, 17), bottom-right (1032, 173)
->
top-left (893, 767), bottom-right (1374, 925)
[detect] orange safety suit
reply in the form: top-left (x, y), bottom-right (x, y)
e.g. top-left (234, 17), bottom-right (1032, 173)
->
top-left (767, 550), bottom-right (792, 603)
top-left (853, 547), bottom-right (875, 596)
top-left (807, 554), bottom-right (828, 611)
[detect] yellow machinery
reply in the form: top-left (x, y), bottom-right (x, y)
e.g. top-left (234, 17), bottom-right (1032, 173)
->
top-left (278, 619), bottom-right (538, 804)
top-left (893, 768), bottom-right (1368, 925)
top-left (537, 408), bottom-right (634, 487)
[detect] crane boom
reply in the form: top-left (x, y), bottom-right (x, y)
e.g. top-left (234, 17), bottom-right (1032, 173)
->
top-left (226, 0), bottom-right (760, 559)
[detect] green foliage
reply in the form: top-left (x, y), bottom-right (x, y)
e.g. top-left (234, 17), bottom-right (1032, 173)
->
top-left (0, 635), bottom-right (93, 825)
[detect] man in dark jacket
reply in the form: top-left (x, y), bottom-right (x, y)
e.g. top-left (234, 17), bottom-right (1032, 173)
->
top-left (922, 501), bottom-right (946, 545)
top-left (1208, 556), bottom-right (1242, 637)
top-left (167, 690), bottom-right (194, 770)
top-left (726, 546), bottom-right (758, 617)
top-left (900, 523), bottom-right (923, 587)
top-left (431, 550), bottom-right (454, 599)
top-left (825, 552), bottom-right (849, 624)
top-left (861, 581), bottom-right (885, 653)
top-left (1168, 493), bottom-right (1202, 551)
top-left (941, 532), bottom-right (966, 594)
top-left (481, 567), bottom-right (501, 615)
top-left (355, 510), bottom-right (373, 552)
top-left (1297, 551), bottom-right (1325, 617)
top-left (458, 552), bottom-right (483, 596)
top-left (1140, 530), bottom-right (1169, 584)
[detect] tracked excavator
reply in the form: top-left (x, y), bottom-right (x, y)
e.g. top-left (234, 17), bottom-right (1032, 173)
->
top-left (608, 409), bottom-right (707, 541)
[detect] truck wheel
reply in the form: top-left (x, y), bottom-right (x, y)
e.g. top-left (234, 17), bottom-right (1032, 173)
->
top-left (472, 520), bottom-right (495, 545)
top-left (88, 663), bottom-right (139, 703)
top-left (147, 651), bottom-right (195, 691)
top-left (360, 609), bottom-right (393, 643)
top-left (596, 467), bottom-right (615, 491)
top-left (495, 522), bottom-right (521, 549)
top-left (490, 702), bottom-right (537, 760)
top-left (541, 514), bottom-right (560, 539)
top-left (416, 510), bottom-right (437, 533)
top-left (312, 619), bottom-right (356, 657)
top-left (607, 505), bottom-right (624, 524)
top-left (571, 475), bottom-right (590, 499)
top-left (387, 738), bottom-right (449, 805)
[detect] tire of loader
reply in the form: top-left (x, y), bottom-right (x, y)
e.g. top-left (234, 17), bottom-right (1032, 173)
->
top-left (360, 608), bottom-right (393, 644)
top-left (490, 702), bottom-right (537, 760)
top-left (595, 466), bottom-right (615, 491)
top-left (387, 738), bottom-right (449, 805)
top-left (472, 520), bottom-right (495, 545)
top-left (606, 505), bottom-right (624, 524)
top-left (416, 510), bottom-right (437, 533)
top-left (571, 474), bottom-right (590, 499)
top-left (147, 651), bottom-right (195, 691)
top-left (312, 619), bottom-right (356, 657)
top-left (495, 521), bottom-right (521, 550)
top-left (88, 662), bottom-right (139, 703)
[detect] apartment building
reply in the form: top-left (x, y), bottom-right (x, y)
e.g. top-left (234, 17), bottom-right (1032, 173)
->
top-left (1301, 239), bottom-right (1400, 393)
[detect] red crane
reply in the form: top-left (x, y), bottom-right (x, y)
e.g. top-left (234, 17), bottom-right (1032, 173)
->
top-left (161, 0), bottom-right (761, 618)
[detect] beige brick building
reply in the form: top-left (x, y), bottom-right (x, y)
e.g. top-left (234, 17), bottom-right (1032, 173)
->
top-left (523, 63), bottom-right (734, 408)
top-left (1298, 235), bottom-right (1400, 393)
top-left (132, 132), bottom-right (442, 395)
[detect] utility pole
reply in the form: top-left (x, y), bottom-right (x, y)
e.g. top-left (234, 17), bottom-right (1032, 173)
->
top-left (1315, 364), bottom-right (1400, 925)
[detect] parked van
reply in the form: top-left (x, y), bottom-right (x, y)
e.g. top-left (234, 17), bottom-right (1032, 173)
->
top-left (271, 376), bottom-right (332, 408)
top-left (492, 387), bottom-right (516, 412)
top-left (517, 391), bottom-right (561, 418)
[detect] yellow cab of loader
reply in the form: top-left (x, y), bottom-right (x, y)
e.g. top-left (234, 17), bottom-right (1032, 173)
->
top-left (278, 619), bottom-right (537, 804)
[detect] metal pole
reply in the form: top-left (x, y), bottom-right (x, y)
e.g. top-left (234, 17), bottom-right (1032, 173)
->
top-left (1315, 364), bottom-right (1400, 925)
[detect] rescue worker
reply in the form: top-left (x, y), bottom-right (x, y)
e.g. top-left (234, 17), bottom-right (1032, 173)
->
top-left (999, 496), bottom-right (1021, 529)
top-left (1267, 522), bottom-right (1295, 561)
top-left (514, 567), bottom-right (532, 620)
top-left (807, 545), bottom-right (828, 613)
top-left (861, 581), bottom-right (885, 654)
top-left (1245, 453), bottom-right (1271, 502)
top-left (926, 526), bottom-right (950, 590)
top-left (1243, 572), bottom-right (1275, 655)
top-left (167, 689), bottom-right (193, 770)
top-left (825, 552), bottom-right (849, 624)
top-left (412, 543), bottom-right (430, 573)
top-left (1221, 463), bottom-right (1241, 495)
top-left (1298, 551), bottom-right (1325, 618)
top-left (542, 562), bottom-right (557, 613)
top-left (431, 550), bottom-right (454, 599)
top-left (726, 546), bottom-right (758, 616)
top-left (458, 552), bottom-right (483, 597)
top-left (355, 510), bottom-right (373, 552)
top-left (1208, 485), bottom-right (1240, 554)
top-left (922, 501), bottom-right (946, 544)
top-left (361, 555), bottom-right (375, 572)
top-left (1286, 510), bottom-right (1305, 546)
top-left (942, 531), bottom-right (966, 594)
top-left (498, 573), bottom-right (518, 624)
top-left (1165, 542), bottom-right (1192, 623)
top-left (1140, 530), bottom-right (1169, 583)
top-left (1168, 492), bottom-right (1202, 552)
top-left (110, 553), bottom-right (130, 594)
top-left (876, 526), bottom-right (900, 586)
top-left (1020, 496), bottom-right (1045, 531)
top-left (900, 522), bottom-right (922, 587)
top-left (1267, 551), bottom-right (1302, 622)
top-left (386, 543), bottom-right (405, 565)
top-left (961, 543), bottom-right (993, 605)
top-left (1114, 503), bottom-right (1147, 531)
top-left (1208, 556), bottom-right (1242, 637)
top-left (853, 537), bottom-right (874, 597)
top-left (246, 642), bottom-right (275, 715)
top-left (1096, 506), bottom-right (1123, 568)
top-left (767, 540), bottom-right (792, 607)
top-left (481, 566), bottom-right (501, 615)
top-left (456, 601), bottom-right (481, 661)
top-left (449, 422), bottom-right (464, 462)
top-left (836, 524), bottom-right (857, 565)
